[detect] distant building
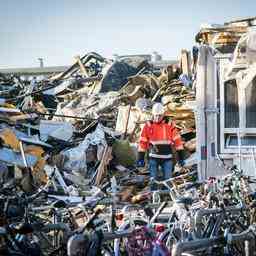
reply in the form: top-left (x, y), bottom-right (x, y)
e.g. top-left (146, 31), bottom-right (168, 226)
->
top-left (0, 66), bottom-right (67, 80)
top-left (0, 53), bottom-right (178, 79)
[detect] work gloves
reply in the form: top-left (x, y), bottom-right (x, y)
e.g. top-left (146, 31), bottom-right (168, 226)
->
top-left (177, 150), bottom-right (186, 167)
top-left (136, 159), bottom-right (145, 168)
top-left (178, 159), bottom-right (185, 167)
top-left (137, 152), bottom-right (145, 167)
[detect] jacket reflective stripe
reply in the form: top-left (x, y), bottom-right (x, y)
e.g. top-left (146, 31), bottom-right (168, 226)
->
top-left (149, 153), bottom-right (173, 159)
top-left (150, 140), bottom-right (172, 145)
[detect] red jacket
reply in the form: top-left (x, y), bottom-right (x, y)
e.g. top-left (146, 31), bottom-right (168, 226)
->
top-left (139, 120), bottom-right (184, 159)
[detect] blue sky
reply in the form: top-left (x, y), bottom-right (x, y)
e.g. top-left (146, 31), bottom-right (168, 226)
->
top-left (0, 0), bottom-right (255, 68)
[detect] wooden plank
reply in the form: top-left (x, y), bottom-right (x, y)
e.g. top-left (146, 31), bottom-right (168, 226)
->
top-left (180, 49), bottom-right (192, 76)
top-left (74, 55), bottom-right (88, 77)
top-left (95, 146), bottom-right (112, 186)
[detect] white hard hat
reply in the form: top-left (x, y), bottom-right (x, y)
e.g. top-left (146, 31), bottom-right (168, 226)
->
top-left (152, 103), bottom-right (165, 115)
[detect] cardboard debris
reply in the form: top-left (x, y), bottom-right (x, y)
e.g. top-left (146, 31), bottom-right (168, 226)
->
top-left (0, 128), bottom-right (20, 150)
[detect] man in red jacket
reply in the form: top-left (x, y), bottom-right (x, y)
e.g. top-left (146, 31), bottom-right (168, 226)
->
top-left (137, 103), bottom-right (185, 190)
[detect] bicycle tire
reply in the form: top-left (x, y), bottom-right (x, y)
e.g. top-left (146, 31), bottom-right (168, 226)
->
top-left (35, 223), bottom-right (70, 255)
top-left (114, 218), bottom-right (148, 256)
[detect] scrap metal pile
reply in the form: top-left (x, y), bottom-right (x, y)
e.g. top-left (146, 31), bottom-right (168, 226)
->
top-left (2, 17), bottom-right (256, 256)
top-left (0, 51), bottom-right (196, 196)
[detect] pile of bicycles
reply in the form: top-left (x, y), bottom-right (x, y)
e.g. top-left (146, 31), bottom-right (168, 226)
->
top-left (1, 164), bottom-right (256, 256)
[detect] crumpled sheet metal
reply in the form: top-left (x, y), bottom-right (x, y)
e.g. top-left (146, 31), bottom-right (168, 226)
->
top-left (0, 125), bottom-right (47, 183)
top-left (0, 124), bottom-right (52, 148)
top-left (0, 127), bottom-right (52, 151)
top-left (0, 147), bottom-right (37, 168)
top-left (62, 124), bottom-right (107, 173)
top-left (43, 79), bottom-right (75, 96)
top-left (121, 74), bottom-right (160, 98)
top-left (98, 57), bottom-right (150, 93)
top-left (54, 91), bottom-right (120, 122)
top-left (39, 120), bottom-right (74, 142)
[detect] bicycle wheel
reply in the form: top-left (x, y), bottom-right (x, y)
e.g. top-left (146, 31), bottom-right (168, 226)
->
top-left (35, 223), bottom-right (70, 256)
top-left (114, 218), bottom-right (148, 256)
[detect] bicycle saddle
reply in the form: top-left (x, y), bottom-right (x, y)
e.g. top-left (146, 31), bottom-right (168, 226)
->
top-left (51, 200), bottom-right (67, 209)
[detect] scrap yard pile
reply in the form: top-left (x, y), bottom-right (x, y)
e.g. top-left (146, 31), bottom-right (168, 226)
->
top-left (0, 51), bottom-right (196, 195)
top-left (3, 17), bottom-right (256, 256)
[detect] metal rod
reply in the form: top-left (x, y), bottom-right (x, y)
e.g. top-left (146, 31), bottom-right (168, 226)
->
top-left (19, 141), bottom-right (28, 168)
top-left (7, 75), bottom-right (102, 102)
top-left (24, 111), bottom-right (115, 122)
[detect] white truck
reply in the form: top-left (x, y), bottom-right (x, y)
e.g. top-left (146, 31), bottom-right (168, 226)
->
top-left (195, 17), bottom-right (256, 180)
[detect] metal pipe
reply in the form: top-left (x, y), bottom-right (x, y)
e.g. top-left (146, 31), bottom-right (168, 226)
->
top-left (103, 230), bottom-right (133, 241)
top-left (203, 46), bottom-right (208, 180)
top-left (226, 228), bottom-right (255, 256)
top-left (41, 223), bottom-right (71, 234)
top-left (19, 141), bottom-right (28, 168)
top-left (171, 236), bottom-right (224, 256)
top-left (52, 52), bottom-right (105, 82)
top-left (26, 111), bottom-right (115, 122)
top-left (149, 201), bottom-right (167, 224)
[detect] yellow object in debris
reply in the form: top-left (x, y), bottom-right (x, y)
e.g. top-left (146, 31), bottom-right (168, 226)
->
top-left (3, 103), bottom-right (16, 109)
top-left (0, 128), bottom-right (20, 151)
top-left (33, 157), bottom-right (47, 184)
top-left (24, 145), bottom-right (47, 184)
top-left (94, 205), bottom-right (106, 212)
top-left (25, 145), bottom-right (44, 157)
